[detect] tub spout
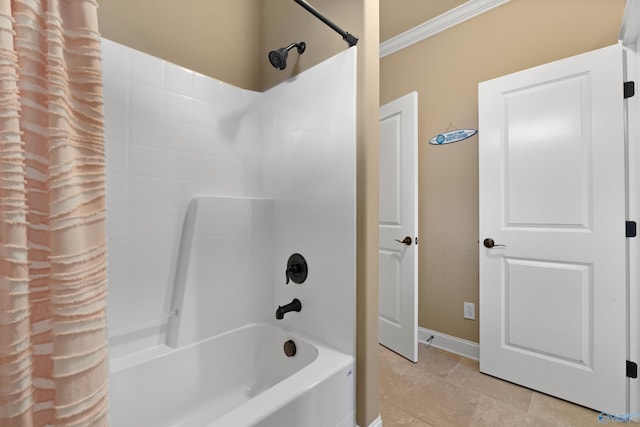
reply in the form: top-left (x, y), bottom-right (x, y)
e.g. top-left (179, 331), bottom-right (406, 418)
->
top-left (276, 298), bottom-right (302, 320)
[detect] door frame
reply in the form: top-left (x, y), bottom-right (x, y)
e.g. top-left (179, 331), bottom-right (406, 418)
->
top-left (620, 0), bottom-right (640, 416)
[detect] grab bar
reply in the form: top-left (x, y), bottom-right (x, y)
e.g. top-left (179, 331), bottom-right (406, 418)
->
top-left (166, 196), bottom-right (200, 348)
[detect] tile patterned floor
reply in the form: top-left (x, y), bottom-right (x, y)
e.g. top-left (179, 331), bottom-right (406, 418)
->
top-left (378, 343), bottom-right (610, 427)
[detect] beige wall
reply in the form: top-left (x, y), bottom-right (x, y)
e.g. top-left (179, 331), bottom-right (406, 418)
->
top-left (381, 0), bottom-right (625, 343)
top-left (98, 1), bottom-right (381, 425)
top-left (357, 4), bottom-right (380, 424)
top-left (98, 0), bottom-right (262, 91)
top-left (260, 0), bottom-right (361, 90)
top-left (380, 0), bottom-right (467, 41)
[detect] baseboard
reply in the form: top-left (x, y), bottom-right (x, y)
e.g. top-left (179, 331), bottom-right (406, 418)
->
top-left (419, 327), bottom-right (479, 360)
top-left (370, 415), bottom-right (383, 427)
top-left (356, 414), bottom-right (382, 427)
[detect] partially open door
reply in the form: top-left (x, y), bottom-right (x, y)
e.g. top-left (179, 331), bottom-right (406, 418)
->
top-left (479, 44), bottom-right (628, 413)
top-left (379, 92), bottom-right (418, 362)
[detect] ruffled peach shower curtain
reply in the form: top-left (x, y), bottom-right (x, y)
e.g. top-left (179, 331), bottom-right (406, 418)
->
top-left (0, 0), bottom-right (108, 426)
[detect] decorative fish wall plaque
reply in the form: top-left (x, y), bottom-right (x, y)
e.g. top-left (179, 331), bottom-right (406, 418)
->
top-left (429, 129), bottom-right (477, 145)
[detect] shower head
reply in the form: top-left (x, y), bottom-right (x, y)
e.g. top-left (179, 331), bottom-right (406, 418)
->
top-left (268, 42), bottom-right (306, 70)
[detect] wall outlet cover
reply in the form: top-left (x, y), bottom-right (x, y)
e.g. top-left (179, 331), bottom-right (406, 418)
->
top-left (464, 302), bottom-right (475, 320)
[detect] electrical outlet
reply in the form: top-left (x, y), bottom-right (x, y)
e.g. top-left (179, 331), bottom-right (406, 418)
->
top-left (464, 302), bottom-right (475, 320)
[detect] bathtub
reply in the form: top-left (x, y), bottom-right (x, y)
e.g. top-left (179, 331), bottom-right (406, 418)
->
top-left (108, 323), bottom-right (355, 427)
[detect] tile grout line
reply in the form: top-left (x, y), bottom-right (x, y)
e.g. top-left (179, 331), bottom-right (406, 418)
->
top-left (381, 350), bottom-right (515, 426)
top-left (382, 348), bottom-right (470, 426)
top-left (443, 355), bottom-right (464, 382)
top-left (380, 346), bottom-right (601, 426)
top-left (385, 346), bottom-right (528, 412)
top-left (466, 395), bottom-right (488, 426)
top-left (527, 391), bottom-right (536, 416)
top-left (383, 347), bottom-right (525, 422)
top-left (381, 394), bottom-right (428, 426)
top-left (441, 358), bottom-right (538, 417)
top-left (412, 355), bottom-right (487, 425)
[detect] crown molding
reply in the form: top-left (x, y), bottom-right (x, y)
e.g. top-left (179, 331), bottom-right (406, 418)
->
top-left (619, 0), bottom-right (640, 47)
top-left (380, 0), bottom-right (511, 58)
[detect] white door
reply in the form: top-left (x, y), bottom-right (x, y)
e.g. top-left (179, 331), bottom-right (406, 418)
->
top-left (479, 44), bottom-right (628, 413)
top-left (379, 92), bottom-right (419, 362)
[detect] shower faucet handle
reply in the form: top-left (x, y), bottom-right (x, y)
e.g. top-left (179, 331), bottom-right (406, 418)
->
top-left (285, 253), bottom-right (308, 285)
top-left (285, 264), bottom-right (300, 284)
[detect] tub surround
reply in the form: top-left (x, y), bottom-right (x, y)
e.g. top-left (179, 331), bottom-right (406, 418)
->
top-left (103, 38), bottom-right (356, 359)
top-left (103, 38), bottom-right (357, 426)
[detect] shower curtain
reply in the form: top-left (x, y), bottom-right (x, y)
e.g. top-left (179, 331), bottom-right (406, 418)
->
top-left (0, 0), bottom-right (108, 426)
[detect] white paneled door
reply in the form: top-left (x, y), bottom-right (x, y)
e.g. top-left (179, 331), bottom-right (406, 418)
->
top-left (379, 92), bottom-right (418, 362)
top-left (479, 44), bottom-right (628, 414)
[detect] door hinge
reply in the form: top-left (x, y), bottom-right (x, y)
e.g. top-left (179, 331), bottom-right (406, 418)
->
top-left (627, 361), bottom-right (638, 379)
top-left (624, 81), bottom-right (635, 99)
top-left (627, 221), bottom-right (637, 238)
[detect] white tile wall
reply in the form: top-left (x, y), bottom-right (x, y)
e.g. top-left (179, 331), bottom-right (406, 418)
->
top-left (263, 48), bottom-right (357, 357)
top-left (168, 196), bottom-right (274, 347)
top-left (103, 39), bottom-right (264, 358)
top-left (103, 37), bottom-right (356, 359)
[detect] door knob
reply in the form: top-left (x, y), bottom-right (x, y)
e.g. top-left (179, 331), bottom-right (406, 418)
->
top-left (483, 238), bottom-right (506, 248)
top-left (394, 236), bottom-right (413, 246)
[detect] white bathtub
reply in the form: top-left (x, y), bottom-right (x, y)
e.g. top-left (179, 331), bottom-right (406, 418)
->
top-left (109, 323), bottom-right (355, 427)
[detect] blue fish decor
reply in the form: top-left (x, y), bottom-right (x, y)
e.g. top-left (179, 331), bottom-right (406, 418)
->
top-left (429, 129), bottom-right (477, 145)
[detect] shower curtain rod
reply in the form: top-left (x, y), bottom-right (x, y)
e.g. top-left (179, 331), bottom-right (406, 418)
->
top-left (293, 0), bottom-right (359, 47)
